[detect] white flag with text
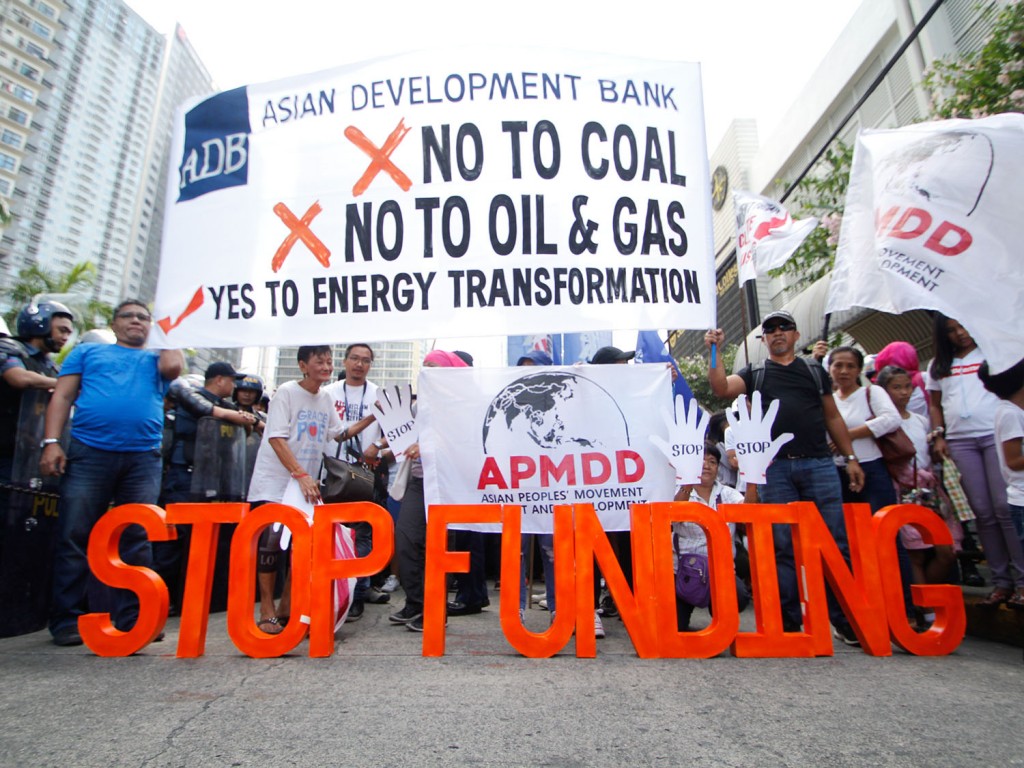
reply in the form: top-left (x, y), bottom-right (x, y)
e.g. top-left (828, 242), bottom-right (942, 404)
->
top-left (734, 190), bottom-right (817, 284)
top-left (826, 114), bottom-right (1024, 374)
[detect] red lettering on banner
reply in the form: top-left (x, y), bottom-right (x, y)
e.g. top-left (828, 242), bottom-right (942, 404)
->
top-left (509, 456), bottom-right (537, 488)
top-left (616, 449), bottom-right (644, 483)
top-left (477, 457), bottom-right (508, 489)
top-left (539, 454), bottom-right (576, 485)
top-left (477, 450), bottom-right (644, 489)
top-left (924, 220), bottom-right (972, 256)
top-left (581, 452), bottom-right (611, 484)
top-left (875, 206), bottom-right (973, 257)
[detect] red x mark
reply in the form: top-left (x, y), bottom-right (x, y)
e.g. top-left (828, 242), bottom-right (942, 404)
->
top-left (271, 201), bottom-right (331, 272)
top-left (345, 119), bottom-right (412, 196)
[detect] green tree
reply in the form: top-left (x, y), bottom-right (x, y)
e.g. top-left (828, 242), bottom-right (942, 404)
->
top-left (677, 343), bottom-right (739, 413)
top-left (924, 1), bottom-right (1024, 118)
top-left (6, 261), bottom-right (113, 331)
top-left (768, 143), bottom-right (853, 292)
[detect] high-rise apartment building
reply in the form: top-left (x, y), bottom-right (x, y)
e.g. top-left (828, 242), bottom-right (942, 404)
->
top-left (273, 340), bottom-right (424, 392)
top-left (0, 0), bottom-right (213, 315)
top-left (0, 0), bottom-right (61, 204)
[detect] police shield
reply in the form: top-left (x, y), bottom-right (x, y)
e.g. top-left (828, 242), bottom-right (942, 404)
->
top-left (3, 389), bottom-right (62, 636)
top-left (190, 416), bottom-right (248, 501)
top-left (11, 388), bottom-right (61, 493)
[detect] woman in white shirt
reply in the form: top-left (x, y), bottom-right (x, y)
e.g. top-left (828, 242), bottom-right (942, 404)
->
top-left (928, 314), bottom-right (1024, 606)
top-left (829, 346), bottom-right (903, 512)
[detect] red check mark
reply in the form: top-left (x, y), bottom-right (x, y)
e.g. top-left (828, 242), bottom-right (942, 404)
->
top-left (157, 286), bottom-right (205, 335)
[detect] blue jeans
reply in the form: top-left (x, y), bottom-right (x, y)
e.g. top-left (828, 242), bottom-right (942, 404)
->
top-left (758, 456), bottom-right (851, 630)
top-left (352, 521), bottom-right (372, 602)
top-left (49, 438), bottom-right (161, 636)
top-left (519, 534), bottom-right (556, 611)
top-left (1011, 503), bottom-right (1024, 547)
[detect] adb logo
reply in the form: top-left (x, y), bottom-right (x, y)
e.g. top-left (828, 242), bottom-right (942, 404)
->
top-left (178, 86), bottom-right (252, 203)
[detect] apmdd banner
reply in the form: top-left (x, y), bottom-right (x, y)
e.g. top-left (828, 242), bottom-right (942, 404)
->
top-left (152, 48), bottom-right (715, 348)
top-left (418, 364), bottom-right (676, 533)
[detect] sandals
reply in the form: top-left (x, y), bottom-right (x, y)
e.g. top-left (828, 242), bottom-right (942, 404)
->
top-left (257, 617), bottom-right (284, 635)
top-left (978, 588), bottom-right (1013, 607)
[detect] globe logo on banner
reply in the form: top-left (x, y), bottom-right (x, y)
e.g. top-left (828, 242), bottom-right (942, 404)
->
top-left (875, 131), bottom-right (993, 217)
top-left (178, 86), bottom-right (252, 203)
top-left (480, 371), bottom-right (630, 454)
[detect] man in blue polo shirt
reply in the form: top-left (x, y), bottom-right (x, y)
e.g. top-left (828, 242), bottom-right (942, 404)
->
top-left (40, 299), bottom-right (184, 647)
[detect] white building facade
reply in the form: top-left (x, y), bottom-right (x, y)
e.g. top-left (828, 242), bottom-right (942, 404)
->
top-left (672, 0), bottom-right (1005, 364)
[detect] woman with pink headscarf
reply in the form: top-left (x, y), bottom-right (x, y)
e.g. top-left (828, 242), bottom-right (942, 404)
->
top-left (389, 350), bottom-right (468, 632)
top-left (874, 341), bottom-right (930, 418)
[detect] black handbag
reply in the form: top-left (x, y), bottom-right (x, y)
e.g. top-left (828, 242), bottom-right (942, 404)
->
top-left (322, 454), bottom-right (376, 503)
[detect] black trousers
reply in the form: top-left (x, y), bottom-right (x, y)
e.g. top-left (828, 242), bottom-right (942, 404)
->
top-left (396, 476), bottom-right (426, 612)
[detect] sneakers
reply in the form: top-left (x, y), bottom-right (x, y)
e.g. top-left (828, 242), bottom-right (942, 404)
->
top-left (364, 587), bottom-right (390, 605)
top-left (407, 614), bottom-right (448, 632)
top-left (52, 628), bottom-right (83, 647)
top-left (348, 600), bottom-right (365, 621)
top-left (833, 624), bottom-right (860, 647)
top-left (598, 594), bottom-right (618, 618)
top-left (537, 597), bottom-right (548, 610)
top-left (389, 605), bottom-right (422, 624)
top-left (381, 574), bottom-right (400, 593)
top-left (979, 587), bottom-right (1013, 607)
top-left (594, 611), bottom-right (606, 639)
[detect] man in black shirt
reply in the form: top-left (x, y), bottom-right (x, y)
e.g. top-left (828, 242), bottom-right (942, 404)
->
top-left (705, 310), bottom-right (864, 644)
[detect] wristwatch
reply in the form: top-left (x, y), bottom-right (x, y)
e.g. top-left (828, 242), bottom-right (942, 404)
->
top-left (372, 440), bottom-right (384, 450)
top-left (845, 454), bottom-right (858, 463)
top-left (40, 438), bottom-right (60, 448)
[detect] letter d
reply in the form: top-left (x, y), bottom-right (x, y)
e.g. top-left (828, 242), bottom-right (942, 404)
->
top-left (351, 84), bottom-right (368, 111)
top-left (925, 221), bottom-right (972, 257)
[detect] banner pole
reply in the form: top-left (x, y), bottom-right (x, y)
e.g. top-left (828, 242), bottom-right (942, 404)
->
top-left (739, 282), bottom-right (751, 368)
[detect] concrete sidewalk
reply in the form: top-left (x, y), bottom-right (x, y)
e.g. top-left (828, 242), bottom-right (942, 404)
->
top-left (2, 589), bottom-right (1023, 768)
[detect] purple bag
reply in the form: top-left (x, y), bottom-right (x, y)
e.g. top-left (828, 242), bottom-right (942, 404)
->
top-left (674, 533), bottom-right (711, 608)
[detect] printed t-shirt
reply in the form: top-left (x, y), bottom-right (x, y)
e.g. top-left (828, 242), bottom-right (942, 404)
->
top-left (926, 348), bottom-right (999, 439)
top-left (248, 380), bottom-right (343, 503)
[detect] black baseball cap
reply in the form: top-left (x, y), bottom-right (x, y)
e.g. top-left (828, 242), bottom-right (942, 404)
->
top-left (205, 361), bottom-right (245, 380)
top-left (761, 310), bottom-right (797, 330)
top-left (590, 346), bottom-right (635, 364)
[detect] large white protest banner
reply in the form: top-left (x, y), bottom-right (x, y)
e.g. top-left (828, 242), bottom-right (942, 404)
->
top-left (827, 114), bottom-right (1024, 374)
top-left (418, 364), bottom-right (676, 533)
top-left (151, 49), bottom-right (715, 348)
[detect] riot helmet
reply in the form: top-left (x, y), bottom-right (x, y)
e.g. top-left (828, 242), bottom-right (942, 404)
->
top-left (235, 374), bottom-right (264, 399)
top-left (16, 300), bottom-right (74, 352)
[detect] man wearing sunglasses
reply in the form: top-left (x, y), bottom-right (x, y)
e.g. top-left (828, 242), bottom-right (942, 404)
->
top-left (41, 299), bottom-right (184, 647)
top-left (705, 310), bottom-right (864, 645)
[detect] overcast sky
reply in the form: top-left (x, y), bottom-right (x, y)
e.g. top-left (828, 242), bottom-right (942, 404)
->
top-left (126, 0), bottom-right (864, 365)
top-left (128, 0), bottom-right (862, 151)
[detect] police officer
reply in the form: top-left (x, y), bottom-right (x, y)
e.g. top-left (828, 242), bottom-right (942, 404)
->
top-left (0, 300), bottom-right (74, 637)
top-left (157, 361), bottom-right (256, 612)
top-left (233, 374), bottom-right (266, 433)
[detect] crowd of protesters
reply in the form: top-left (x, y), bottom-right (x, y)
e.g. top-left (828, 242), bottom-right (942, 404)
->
top-left (2, 296), bottom-right (1021, 649)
